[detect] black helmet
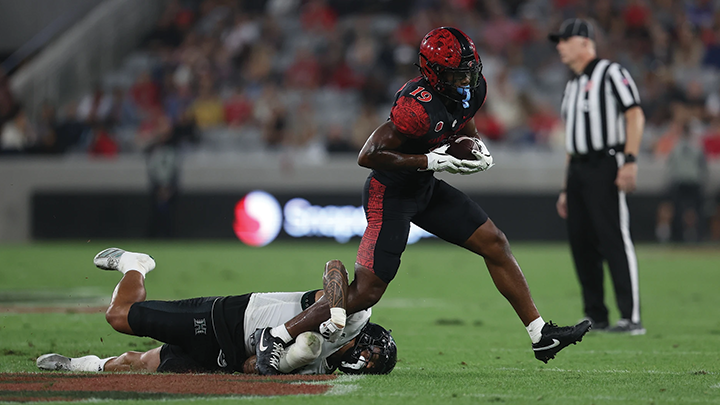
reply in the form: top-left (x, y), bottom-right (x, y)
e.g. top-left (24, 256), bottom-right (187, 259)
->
top-left (338, 322), bottom-right (397, 375)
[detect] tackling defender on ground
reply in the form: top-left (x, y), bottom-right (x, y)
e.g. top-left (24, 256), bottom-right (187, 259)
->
top-left (37, 248), bottom-right (396, 375)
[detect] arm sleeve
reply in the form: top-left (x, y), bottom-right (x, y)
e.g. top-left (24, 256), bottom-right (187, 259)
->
top-left (606, 63), bottom-right (641, 112)
top-left (390, 96), bottom-right (430, 138)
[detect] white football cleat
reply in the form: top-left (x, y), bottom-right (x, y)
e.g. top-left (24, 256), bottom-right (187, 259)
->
top-left (37, 353), bottom-right (72, 371)
top-left (93, 248), bottom-right (155, 275)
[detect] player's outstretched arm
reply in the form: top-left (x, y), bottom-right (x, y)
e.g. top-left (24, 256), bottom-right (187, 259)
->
top-left (37, 347), bottom-right (161, 373)
top-left (319, 260), bottom-right (349, 342)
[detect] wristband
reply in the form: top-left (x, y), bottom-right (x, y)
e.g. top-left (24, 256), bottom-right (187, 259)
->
top-left (624, 153), bottom-right (636, 164)
top-left (330, 307), bottom-right (346, 328)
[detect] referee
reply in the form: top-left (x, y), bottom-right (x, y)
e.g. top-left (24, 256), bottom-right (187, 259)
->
top-left (549, 18), bottom-right (646, 335)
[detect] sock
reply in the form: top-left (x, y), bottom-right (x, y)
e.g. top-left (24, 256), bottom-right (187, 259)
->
top-left (271, 324), bottom-right (293, 344)
top-left (70, 355), bottom-right (113, 372)
top-left (118, 253), bottom-right (152, 277)
top-left (278, 332), bottom-right (322, 373)
top-left (526, 317), bottom-right (546, 344)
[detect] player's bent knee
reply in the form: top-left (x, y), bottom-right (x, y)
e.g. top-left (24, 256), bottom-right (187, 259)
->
top-left (105, 306), bottom-right (132, 334)
top-left (466, 220), bottom-right (511, 257)
top-left (348, 269), bottom-right (386, 311)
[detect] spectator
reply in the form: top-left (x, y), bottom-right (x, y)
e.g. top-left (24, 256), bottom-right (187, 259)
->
top-left (0, 68), bottom-right (16, 127)
top-left (189, 77), bottom-right (224, 130)
top-left (31, 101), bottom-right (60, 155)
top-left (703, 117), bottom-right (720, 159)
top-left (664, 124), bottom-right (708, 242)
top-left (54, 102), bottom-right (89, 153)
top-left (77, 84), bottom-right (113, 124)
top-left (350, 103), bottom-right (381, 151)
top-left (88, 122), bottom-right (120, 158)
top-left (300, 0), bottom-right (337, 33)
top-left (223, 12), bottom-right (260, 61)
top-left (131, 71), bottom-right (162, 111)
top-left (254, 83), bottom-right (287, 148)
top-left (145, 107), bottom-right (197, 240)
top-left (473, 108), bottom-right (506, 143)
top-left (107, 87), bottom-right (140, 129)
top-left (284, 46), bottom-right (322, 90)
top-left (325, 124), bottom-right (356, 154)
top-left (223, 87), bottom-right (254, 127)
top-left (136, 106), bottom-right (173, 151)
top-left (0, 105), bottom-right (35, 154)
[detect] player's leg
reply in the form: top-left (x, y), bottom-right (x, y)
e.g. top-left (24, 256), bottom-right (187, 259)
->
top-left (93, 248), bottom-right (156, 335)
top-left (412, 180), bottom-right (539, 324)
top-left (462, 220), bottom-right (541, 324)
top-left (283, 176), bottom-right (408, 337)
top-left (415, 179), bottom-right (590, 362)
top-left (103, 347), bottom-right (162, 372)
top-left (255, 177), bottom-right (407, 375)
top-left (277, 332), bottom-right (323, 373)
top-left (464, 218), bottom-right (590, 362)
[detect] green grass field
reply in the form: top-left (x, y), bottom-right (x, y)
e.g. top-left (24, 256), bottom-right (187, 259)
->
top-left (1, 240), bottom-right (720, 404)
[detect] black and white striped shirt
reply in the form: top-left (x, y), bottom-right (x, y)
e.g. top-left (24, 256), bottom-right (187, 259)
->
top-left (560, 58), bottom-right (641, 155)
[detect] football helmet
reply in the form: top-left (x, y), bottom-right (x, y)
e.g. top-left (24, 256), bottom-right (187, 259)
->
top-left (418, 27), bottom-right (483, 105)
top-left (338, 322), bottom-right (397, 375)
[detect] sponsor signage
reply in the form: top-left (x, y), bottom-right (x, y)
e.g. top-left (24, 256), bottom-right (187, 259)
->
top-left (233, 190), bottom-right (434, 247)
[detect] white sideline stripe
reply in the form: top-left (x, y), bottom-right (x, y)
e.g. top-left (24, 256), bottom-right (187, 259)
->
top-left (498, 367), bottom-right (717, 376)
top-left (349, 392), bottom-right (720, 404)
top-left (323, 374), bottom-right (363, 396)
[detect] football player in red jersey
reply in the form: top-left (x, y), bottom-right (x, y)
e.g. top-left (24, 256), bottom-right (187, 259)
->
top-left (254, 27), bottom-right (591, 374)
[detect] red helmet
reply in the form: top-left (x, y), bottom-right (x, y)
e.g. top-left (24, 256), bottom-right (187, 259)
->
top-left (418, 27), bottom-right (482, 103)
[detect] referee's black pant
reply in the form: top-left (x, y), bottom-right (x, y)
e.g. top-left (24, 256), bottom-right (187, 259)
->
top-left (566, 151), bottom-right (641, 325)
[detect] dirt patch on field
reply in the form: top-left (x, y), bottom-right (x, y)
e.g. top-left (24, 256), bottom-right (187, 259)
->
top-left (0, 372), bottom-right (335, 402)
top-left (0, 306), bottom-right (107, 314)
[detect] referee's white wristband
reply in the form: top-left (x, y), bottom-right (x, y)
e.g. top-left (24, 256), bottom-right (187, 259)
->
top-left (330, 307), bottom-right (346, 328)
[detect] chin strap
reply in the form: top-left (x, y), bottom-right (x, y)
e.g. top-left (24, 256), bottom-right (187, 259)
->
top-left (457, 86), bottom-right (471, 108)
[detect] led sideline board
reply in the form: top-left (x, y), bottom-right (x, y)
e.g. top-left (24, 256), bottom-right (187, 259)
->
top-left (233, 190), bottom-right (434, 247)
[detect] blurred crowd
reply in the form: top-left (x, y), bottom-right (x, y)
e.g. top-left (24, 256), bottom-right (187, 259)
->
top-left (1, 0), bottom-right (720, 239)
top-left (3, 0), bottom-right (720, 158)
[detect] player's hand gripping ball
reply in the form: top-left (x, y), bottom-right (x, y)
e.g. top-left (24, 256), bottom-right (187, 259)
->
top-left (424, 135), bottom-right (494, 174)
top-left (442, 135), bottom-right (481, 160)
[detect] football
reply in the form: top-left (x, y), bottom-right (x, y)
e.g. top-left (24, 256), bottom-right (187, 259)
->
top-left (440, 135), bottom-right (480, 160)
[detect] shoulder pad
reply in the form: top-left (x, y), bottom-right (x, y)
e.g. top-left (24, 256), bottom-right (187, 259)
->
top-left (390, 96), bottom-right (431, 138)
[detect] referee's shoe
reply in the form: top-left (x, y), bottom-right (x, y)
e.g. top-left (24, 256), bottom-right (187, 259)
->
top-left (532, 320), bottom-right (591, 363)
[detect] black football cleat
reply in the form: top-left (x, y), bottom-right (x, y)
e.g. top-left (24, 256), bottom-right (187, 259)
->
top-left (532, 320), bottom-right (591, 363)
top-left (253, 327), bottom-right (288, 375)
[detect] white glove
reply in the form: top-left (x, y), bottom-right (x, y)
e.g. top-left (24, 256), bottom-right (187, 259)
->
top-left (420, 144), bottom-right (463, 173)
top-left (461, 138), bottom-right (494, 174)
top-left (319, 318), bottom-right (344, 343)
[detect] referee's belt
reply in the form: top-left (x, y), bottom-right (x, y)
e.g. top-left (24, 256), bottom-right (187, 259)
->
top-left (570, 147), bottom-right (621, 163)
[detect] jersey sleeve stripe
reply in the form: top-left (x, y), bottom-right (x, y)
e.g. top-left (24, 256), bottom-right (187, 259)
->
top-left (607, 63), bottom-right (636, 109)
